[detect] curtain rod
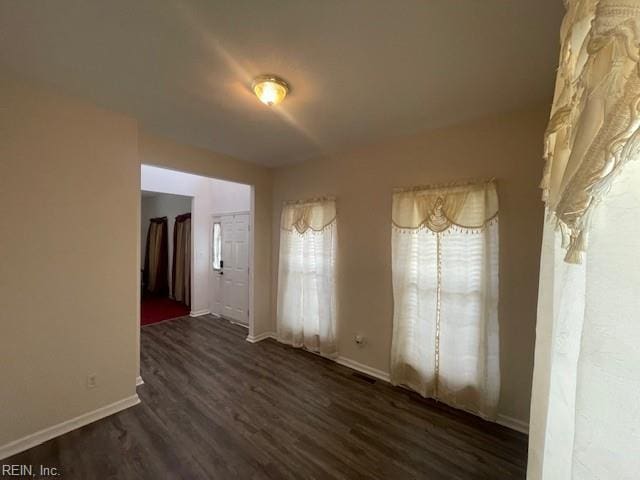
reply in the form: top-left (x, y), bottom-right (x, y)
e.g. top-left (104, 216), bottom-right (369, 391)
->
top-left (393, 177), bottom-right (496, 193)
top-left (283, 195), bottom-right (336, 206)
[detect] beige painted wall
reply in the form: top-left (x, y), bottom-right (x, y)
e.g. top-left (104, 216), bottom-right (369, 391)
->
top-left (0, 76), bottom-right (273, 451)
top-left (0, 70), bottom-right (542, 451)
top-left (271, 105), bottom-right (548, 424)
top-left (0, 76), bottom-right (140, 446)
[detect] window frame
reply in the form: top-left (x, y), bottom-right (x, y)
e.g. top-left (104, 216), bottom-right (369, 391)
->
top-left (212, 221), bottom-right (222, 271)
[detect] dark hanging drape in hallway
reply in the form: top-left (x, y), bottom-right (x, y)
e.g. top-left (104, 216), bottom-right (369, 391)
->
top-left (172, 213), bottom-right (191, 307)
top-left (143, 216), bottom-right (169, 296)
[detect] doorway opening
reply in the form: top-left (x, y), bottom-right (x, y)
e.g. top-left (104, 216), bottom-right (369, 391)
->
top-left (140, 191), bottom-right (193, 325)
top-left (139, 165), bottom-right (254, 333)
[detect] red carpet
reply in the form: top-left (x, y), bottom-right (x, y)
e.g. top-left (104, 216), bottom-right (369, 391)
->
top-left (141, 296), bottom-right (189, 326)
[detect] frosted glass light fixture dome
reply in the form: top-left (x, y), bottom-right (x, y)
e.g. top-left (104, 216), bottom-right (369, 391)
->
top-left (252, 75), bottom-right (289, 106)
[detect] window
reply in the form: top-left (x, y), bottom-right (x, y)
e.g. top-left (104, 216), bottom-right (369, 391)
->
top-left (390, 180), bottom-right (499, 419)
top-left (276, 197), bottom-right (337, 356)
top-left (212, 222), bottom-right (221, 270)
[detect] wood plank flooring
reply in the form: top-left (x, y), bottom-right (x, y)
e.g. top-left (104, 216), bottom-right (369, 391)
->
top-left (5, 315), bottom-right (528, 479)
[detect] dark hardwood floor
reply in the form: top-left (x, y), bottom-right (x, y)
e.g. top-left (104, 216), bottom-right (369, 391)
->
top-left (5, 315), bottom-right (528, 479)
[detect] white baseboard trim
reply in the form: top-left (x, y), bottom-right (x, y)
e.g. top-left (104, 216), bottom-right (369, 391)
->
top-left (214, 314), bottom-right (249, 329)
top-left (189, 309), bottom-right (210, 317)
top-left (0, 394), bottom-right (140, 460)
top-left (229, 320), bottom-right (249, 329)
top-left (136, 376), bottom-right (144, 387)
top-left (497, 414), bottom-right (529, 434)
top-left (335, 356), bottom-right (391, 383)
top-left (246, 331), bottom-right (276, 343)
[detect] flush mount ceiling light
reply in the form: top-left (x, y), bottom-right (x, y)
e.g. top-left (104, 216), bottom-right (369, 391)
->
top-left (252, 74), bottom-right (289, 106)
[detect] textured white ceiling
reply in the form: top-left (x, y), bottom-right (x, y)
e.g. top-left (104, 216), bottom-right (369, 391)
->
top-left (0, 0), bottom-right (564, 167)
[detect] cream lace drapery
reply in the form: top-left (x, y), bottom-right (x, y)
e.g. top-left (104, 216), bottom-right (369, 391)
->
top-left (390, 180), bottom-right (500, 420)
top-left (276, 197), bottom-right (337, 356)
top-left (542, 0), bottom-right (640, 263)
top-left (392, 179), bottom-right (498, 232)
top-left (280, 197), bottom-right (336, 234)
top-left (529, 2), bottom-right (640, 479)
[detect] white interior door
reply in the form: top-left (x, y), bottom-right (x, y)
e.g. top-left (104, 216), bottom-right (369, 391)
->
top-left (211, 213), bottom-right (249, 325)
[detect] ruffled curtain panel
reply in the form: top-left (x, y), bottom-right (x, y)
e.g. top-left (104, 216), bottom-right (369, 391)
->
top-left (143, 216), bottom-right (169, 296)
top-left (276, 197), bottom-right (337, 356)
top-left (541, 0), bottom-right (640, 264)
top-left (390, 180), bottom-right (500, 420)
top-left (172, 213), bottom-right (191, 306)
top-left (529, 2), bottom-right (640, 478)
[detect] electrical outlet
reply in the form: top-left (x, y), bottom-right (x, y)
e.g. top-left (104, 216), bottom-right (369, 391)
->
top-left (87, 374), bottom-right (97, 389)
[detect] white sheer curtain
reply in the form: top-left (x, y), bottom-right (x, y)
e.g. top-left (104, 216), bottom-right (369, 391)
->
top-left (528, 1), bottom-right (640, 478)
top-left (276, 197), bottom-right (337, 356)
top-left (390, 180), bottom-right (500, 419)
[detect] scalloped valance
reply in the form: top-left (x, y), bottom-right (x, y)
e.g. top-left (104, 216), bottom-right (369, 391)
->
top-left (392, 180), bottom-right (498, 232)
top-left (281, 197), bottom-right (336, 234)
top-left (542, 0), bottom-right (640, 263)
